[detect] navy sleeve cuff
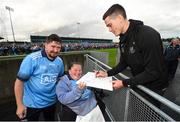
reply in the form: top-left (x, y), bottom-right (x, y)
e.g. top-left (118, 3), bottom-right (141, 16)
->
top-left (17, 75), bottom-right (28, 82)
top-left (122, 79), bottom-right (129, 87)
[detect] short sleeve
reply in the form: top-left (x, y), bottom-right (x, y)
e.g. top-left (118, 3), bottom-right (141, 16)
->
top-left (17, 56), bottom-right (34, 81)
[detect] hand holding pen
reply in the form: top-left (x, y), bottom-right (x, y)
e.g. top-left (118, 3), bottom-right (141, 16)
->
top-left (94, 70), bottom-right (108, 77)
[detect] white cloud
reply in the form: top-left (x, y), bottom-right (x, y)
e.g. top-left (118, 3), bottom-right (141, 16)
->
top-left (0, 0), bottom-right (179, 42)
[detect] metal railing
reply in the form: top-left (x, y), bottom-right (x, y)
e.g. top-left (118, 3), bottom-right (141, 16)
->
top-left (84, 54), bottom-right (179, 121)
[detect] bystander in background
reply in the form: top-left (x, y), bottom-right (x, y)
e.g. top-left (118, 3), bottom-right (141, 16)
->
top-left (164, 38), bottom-right (180, 82)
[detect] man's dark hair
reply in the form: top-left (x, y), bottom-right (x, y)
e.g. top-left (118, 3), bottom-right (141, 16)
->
top-left (103, 4), bottom-right (127, 20)
top-left (68, 62), bottom-right (82, 70)
top-left (46, 34), bottom-right (62, 43)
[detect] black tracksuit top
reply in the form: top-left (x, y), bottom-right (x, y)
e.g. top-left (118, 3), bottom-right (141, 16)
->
top-left (107, 19), bottom-right (168, 91)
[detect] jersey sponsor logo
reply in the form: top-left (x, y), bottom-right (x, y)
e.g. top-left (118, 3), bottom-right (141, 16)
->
top-left (40, 73), bottom-right (58, 85)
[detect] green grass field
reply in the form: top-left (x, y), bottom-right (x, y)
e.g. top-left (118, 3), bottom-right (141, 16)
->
top-left (94, 48), bottom-right (118, 67)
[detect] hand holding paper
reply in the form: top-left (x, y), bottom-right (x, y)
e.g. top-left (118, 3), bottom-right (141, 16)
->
top-left (77, 72), bottom-right (113, 91)
top-left (78, 82), bottom-right (86, 90)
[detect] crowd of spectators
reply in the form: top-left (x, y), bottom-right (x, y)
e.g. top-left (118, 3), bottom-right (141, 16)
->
top-left (0, 42), bottom-right (118, 56)
top-left (62, 42), bottom-right (118, 52)
top-left (0, 42), bottom-right (42, 56)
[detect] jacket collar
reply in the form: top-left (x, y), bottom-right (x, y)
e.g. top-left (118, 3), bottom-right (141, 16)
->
top-left (41, 49), bottom-right (56, 61)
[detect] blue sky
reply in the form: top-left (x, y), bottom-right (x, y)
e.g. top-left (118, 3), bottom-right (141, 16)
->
top-left (0, 0), bottom-right (180, 42)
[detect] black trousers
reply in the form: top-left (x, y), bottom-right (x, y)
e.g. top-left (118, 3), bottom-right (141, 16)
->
top-left (166, 60), bottom-right (178, 81)
top-left (58, 104), bottom-right (77, 121)
top-left (23, 103), bottom-right (56, 121)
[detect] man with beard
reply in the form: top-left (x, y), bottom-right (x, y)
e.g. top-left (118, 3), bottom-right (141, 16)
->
top-left (14, 34), bottom-right (64, 121)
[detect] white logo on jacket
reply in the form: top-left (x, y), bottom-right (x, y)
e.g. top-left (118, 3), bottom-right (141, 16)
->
top-left (129, 46), bottom-right (135, 54)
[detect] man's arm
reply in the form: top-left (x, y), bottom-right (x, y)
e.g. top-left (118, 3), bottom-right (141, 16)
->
top-left (14, 78), bottom-right (26, 119)
top-left (107, 55), bottom-right (128, 76)
top-left (96, 55), bottom-right (127, 77)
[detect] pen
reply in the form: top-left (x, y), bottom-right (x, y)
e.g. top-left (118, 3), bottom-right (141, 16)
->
top-left (95, 70), bottom-right (99, 77)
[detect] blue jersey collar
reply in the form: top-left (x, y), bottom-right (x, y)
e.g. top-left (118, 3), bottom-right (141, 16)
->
top-left (41, 49), bottom-right (56, 61)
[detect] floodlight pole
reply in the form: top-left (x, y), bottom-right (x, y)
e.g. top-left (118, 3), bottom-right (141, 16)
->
top-left (5, 6), bottom-right (16, 42)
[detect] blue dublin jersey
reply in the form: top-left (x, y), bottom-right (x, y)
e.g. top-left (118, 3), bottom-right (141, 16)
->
top-left (17, 50), bottom-right (64, 108)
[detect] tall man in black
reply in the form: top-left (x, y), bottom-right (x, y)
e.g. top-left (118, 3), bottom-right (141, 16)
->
top-left (96, 4), bottom-right (168, 106)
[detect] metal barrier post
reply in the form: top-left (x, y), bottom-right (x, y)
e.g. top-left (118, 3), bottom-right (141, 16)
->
top-left (124, 88), bottom-right (130, 121)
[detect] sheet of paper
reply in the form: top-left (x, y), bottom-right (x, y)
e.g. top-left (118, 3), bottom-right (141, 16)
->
top-left (77, 72), bottom-right (113, 91)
